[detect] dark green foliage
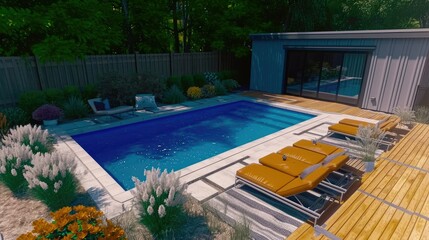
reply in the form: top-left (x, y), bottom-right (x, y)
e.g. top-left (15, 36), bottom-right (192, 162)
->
top-left (43, 88), bottom-right (65, 106)
top-left (18, 91), bottom-right (47, 117)
top-left (181, 75), bottom-right (195, 92)
top-left (214, 81), bottom-right (227, 96)
top-left (217, 71), bottom-right (235, 80)
top-left (0, 107), bottom-right (30, 130)
top-left (193, 74), bottom-right (206, 87)
top-left (31, 172), bottom-right (77, 211)
top-left (133, 74), bottom-right (167, 100)
top-left (162, 86), bottom-right (187, 104)
top-left (63, 96), bottom-right (89, 119)
top-left (167, 76), bottom-right (183, 91)
top-left (222, 79), bottom-right (240, 92)
top-left (63, 86), bottom-right (81, 100)
top-left (98, 73), bottom-right (132, 107)
top-left (81, 83), bottom-right (99, 102)
top-left (22, 135), bottom-right (55, 154)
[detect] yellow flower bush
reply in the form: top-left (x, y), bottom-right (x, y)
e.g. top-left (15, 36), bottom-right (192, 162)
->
top-left (187, 86), bottom-right (202, 100)
top-left (18, 205), bottom-right (126, 240)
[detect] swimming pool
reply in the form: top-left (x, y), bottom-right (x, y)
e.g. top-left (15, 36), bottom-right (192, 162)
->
top-left (72, 101), bottom-right (315, 190)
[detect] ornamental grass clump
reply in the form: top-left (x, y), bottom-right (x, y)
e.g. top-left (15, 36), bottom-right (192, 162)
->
top-left (393, 106), bottom-right (415, 126)
top-left (24, 151), bottom-right (78, 211)
top-left (0, 144), bottom-right (33, 194)
top-left (18, 205), bottom-right (126, 240)
top-left (2, 124), bottom-right (54, 154)
top-left (132, 168), bottom-right (187, 236)
top-left (347, 125), bottom-right (386, 162)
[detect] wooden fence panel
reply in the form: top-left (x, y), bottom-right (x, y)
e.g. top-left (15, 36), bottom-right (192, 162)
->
top-left (0, 52), bottom-right (234, 105)
top-left (136, 53), bottom-right (170, 78)
top-left (38, 59), bottom-right (88, 89)
top-left (85, 55), bottom-right (136, 83)
top-left (0, 57), bottom-right (39, 105)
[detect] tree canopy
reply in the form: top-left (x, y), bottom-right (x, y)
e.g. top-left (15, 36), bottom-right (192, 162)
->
top-left (0, 0), bottom-right (428, 61)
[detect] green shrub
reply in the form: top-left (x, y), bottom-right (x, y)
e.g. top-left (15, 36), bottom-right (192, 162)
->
top-left (187, 86), bottom-right (203, 100)
top-left (181, 75), bottom-right (195, 92)
top-left (132, 168), bottom-right (187, 237)
top-left (0, 107), bottom-right (30, 133)
top-left (214, 81), bottom-right (227, 96)
top-left (43, 88), bottom-right (65, 106)
top-left (167, 76), bottom-right (182, 91)
top-left (81, 83), bottom-right (99, 102)
top-left (163, 86), bottom-right (187, 104)
top-left (193, 73), bottom-right (206, 87)
top-left (18, 205), bottom-right (126, 240)
top-left (18, 90), bottom-right (47, 117)
top-left (24, 151), bottom-right (78, 211)
top-left (222, 79), bottom-right (240, 92)
top-left (201, 84), bottom-right (216, 98)
top-left (2, 124), bottom-right (55, 154)
top-left (63, 85), bottom-right (81, 100)
top-left (204, 72), bottom-right (220, 84)
top-left (0, 144), bottom-right (33, 195)
top-left (98, 72), bottom-right (133, 106)
top-left (63, 96), bottom-right (89, 119)
top-left (218, 70), bottom-right (235, 80)
top-left (0, 113), bottom-right (6, 136)
top-left (415, 106), bottom-right (429, 124)
top-left (133, 74), bottom-right (167, 100)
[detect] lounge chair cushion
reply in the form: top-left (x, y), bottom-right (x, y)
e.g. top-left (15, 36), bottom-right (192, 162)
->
top-left (300, 163), bottom-right (322, 179)
top-left (135, 94), bottom-right (158, 111)
top-left (328, 123), bottom-right (359, 136)
top-left (103, 99), bottom-right (111, 110)
top-left (322, 151), bottom-right (346, 166)
top-left (94, 101), bottom-right (105, 111)
top-left (236, 163), bottom-right (295, 193)
top-left (259, 153), bottom-right (312, 177)
top-left (293, 139), bottom-right (339, 156)
top-left (323, 155), bottom-right (349, 171)
top-left (276, 166), bottom-right (330, 197)
top-left (277, 146), bottom-right (325, 165)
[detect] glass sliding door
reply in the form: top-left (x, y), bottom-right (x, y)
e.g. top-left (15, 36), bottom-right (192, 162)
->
top-left (284, 49), bottom-right (368, 105)
top-left (318, 52), bottom-right (343, 101)
top-left (302, 52), bottom-right (323, 98)
top-left (284, 51), bottom-right (305, 95)
top-left (337, 53), bottom-right (367, 105)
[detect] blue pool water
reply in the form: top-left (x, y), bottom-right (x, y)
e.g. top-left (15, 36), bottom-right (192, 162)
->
top-left (72, 101), bottom-right (315, 190)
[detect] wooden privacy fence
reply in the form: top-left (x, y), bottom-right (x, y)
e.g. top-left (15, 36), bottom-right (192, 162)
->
top-left (0, 51), bottom-right (234, 105)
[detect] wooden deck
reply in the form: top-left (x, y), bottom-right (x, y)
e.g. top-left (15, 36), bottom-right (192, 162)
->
top-left (241, 92), bottom-right (429, 239)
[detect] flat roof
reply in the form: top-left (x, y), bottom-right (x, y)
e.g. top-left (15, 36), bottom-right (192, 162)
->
top-left (250, 28), bottom-right (429, 40)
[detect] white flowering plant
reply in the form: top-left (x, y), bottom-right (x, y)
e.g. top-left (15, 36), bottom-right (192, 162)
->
top-left (2, 124), bottom-right (55, 154)
top-left (131, 168), bottom-right (187, 236)
top-left (23, 151), bottom-right (78, 210)
top-left (0, 144), bottom-right (33, 194)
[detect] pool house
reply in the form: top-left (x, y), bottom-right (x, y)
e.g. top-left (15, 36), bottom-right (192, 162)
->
top-left (249, 29), bottom-right (429, 112)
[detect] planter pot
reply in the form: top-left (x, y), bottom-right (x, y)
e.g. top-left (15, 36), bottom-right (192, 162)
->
top-left (43, 119), bottom-right (58, 126)
top-left (365, 161), bottom-right (375, 172)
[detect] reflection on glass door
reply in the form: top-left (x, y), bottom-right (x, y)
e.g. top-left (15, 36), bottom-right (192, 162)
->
top-left (302, 52), bottom-right (322, 98)
top-left (284, 50), bottom-right (368, 105)
top-left (318, 52), bottom-right (343, 101)
top-left (284, 51), bottom-right (305, 95)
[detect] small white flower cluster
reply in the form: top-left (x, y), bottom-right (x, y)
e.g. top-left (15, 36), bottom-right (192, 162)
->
top-left (131, 168), bottom-right (187, 218)
top-left (0, 144), bottom-right (33, 175)
top-left (2, 124), bottom-right (53, 151)
top-left (23, 151), bottom-right (77, 193)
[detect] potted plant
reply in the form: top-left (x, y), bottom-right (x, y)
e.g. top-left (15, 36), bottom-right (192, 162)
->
top-left (347, 125), bottom-right (386, 172)
top-left (32, 104), bottom-right (62, 126)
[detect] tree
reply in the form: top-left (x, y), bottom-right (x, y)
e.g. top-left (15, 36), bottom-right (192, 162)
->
top-left (0, 0), bottom-right (123, 61)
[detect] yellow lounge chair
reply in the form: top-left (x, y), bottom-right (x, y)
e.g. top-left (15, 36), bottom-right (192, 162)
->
top-left (236, 163), bottom-right (335, 225)
top-left (293, 139), bottom-right (340, 156)
top-left (276, 146), bottom-right (326, 165)
top-left (339, 115), bottom-right (391, 128)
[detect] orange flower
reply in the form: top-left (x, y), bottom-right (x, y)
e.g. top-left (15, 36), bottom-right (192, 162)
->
top-left (16, 233), bottom-right (36, 240)
top-left (67, 221), bottom-right (80, 233)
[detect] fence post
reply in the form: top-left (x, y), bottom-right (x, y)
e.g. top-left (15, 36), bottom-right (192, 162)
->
top-left (169, 52), bottom-right (173, 77)
top-left (33, 56), bottom-right (44, 90)
top-left (134, 51), bottom-right (139, 74)
top-left (217, 51), bottom-right (221, 72)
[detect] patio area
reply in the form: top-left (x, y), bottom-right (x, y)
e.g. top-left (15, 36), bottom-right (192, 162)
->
top-left (30, 92), bottom-right (422, 239)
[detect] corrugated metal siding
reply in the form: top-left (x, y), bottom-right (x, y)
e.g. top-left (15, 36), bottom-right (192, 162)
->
top-left (250, 36), bottom-right (429, 113)
top-left (362, 39), bottom-right (429, 112)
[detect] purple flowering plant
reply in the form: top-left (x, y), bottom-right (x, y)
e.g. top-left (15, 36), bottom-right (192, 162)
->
top-left (32, 104), bottom-right (62, 121)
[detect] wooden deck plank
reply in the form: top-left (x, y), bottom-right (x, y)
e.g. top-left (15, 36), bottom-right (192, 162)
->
top-left (367, 206), bottom-right (400, 239)
top-left (286, 223), bottom-right (313, 240)
top-left (352, 203), bottom-right (390, 240)
top-left (409, 174), bottom-right (429, 213)
top-left (378, 210), bottom-right (405, 240)
top-left (390, 213), bottom-right (414, 240)
top-left (408, 217), bottom-right (427, 240)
